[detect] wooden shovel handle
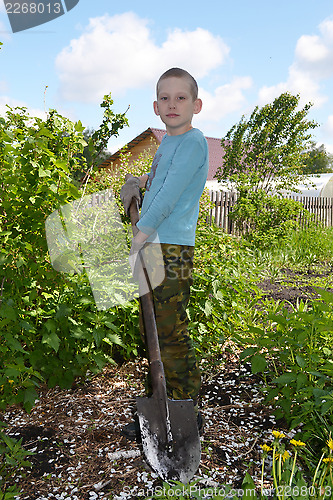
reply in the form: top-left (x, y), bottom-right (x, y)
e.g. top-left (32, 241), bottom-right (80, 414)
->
top-left (124, 179), bottom-right (167, 398)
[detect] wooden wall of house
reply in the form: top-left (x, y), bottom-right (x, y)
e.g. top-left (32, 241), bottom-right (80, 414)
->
top-left (104, 135), bottom-right (159, 173)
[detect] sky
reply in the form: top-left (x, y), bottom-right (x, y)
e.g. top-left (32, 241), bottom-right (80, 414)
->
top-left (1, 0), bottom-right (333, 155)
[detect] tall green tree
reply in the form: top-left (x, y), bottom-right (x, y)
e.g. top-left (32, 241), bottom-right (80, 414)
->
top-left (301, 142), bottom-right (333, 174)
top-left (215, 92), bottom-right (318, 194)
top-left (215, 93), bottom-right (318, 243)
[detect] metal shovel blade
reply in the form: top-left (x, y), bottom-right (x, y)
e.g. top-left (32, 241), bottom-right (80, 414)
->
top-left (136, 394), bottom-right (201, 483)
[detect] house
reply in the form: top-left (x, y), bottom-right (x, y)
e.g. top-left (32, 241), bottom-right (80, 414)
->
top-left (99, 127), bottom-right (225, 189)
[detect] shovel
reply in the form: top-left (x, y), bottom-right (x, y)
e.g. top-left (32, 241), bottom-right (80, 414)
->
top-left (127, 196), bottom-right (201, 483)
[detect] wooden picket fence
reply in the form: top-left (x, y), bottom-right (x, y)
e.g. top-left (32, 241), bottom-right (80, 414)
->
top-left (208, 190), bottom-right (333, 234)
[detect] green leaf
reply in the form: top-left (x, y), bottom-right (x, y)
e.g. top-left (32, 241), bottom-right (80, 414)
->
top-left (273, 372), bottom-right (296, 385)
top-left (92, 352), bottom-right (108, 370)
top-left (204, 300), bottom-right (213, 316)
top-left (248, 326), bottom-right (265, 336)
top-left (315, 288), bottom-right (333, 304)
top-left (20, 320), bottom-right (35, 332)
top-left (42, 332), bottom-right (60, 352)
top-left (312, 388), bottom-right (330, 399)
top-left (55, 160), bottom-right (69, 173)
top-left (296, 354), bottom-right (307, 369)
top-left (0, 304), bottom-right (17, 321)
top-left (24, 388), bottom-right (38, 413)
top-left (93, 328), bottom-right (106, 348)
top-left (241, 472), bottom-right (258, 498)
top-left (321, 400), bottom-right (333, 415)
top-left (103, 333), bottom-right (123, 347)
top-left (251, 354), bottom-right (267, 374)
top-left (38, 167), bottom-right (51, 177)
top-left (240, 347), bottom-right (256, 360)
top-left (55, 303), bottom-right (71, 319)
top-left (25, 242), bottom-right (33, 251)
top-left (49, 184), bottom-right (58, 193)
top-left (44, 319), bottom-right (57, 334)
top-left (265, 387), bottom-right (280, 403)
top-left (308, 370), bottom-right (326, 379)
top-left (70, 326), bottom-right (91, 340)
top-left (37, 126), bottom-right (54, 138)
top-left (4, 334), bottom-right (26, 353)
top-left (5, 366), bottom-right (20, 378)
top-left (103, 320), bottom-right (119, 332)
top-left (296, 372), bottom-right (308, 390)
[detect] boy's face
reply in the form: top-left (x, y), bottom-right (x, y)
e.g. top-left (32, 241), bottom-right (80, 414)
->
top-left (153, 76), bottom-right (202, 136)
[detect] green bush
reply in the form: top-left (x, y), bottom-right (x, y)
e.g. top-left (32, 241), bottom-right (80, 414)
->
top-left (230, 189), bottom-right (310, 247)
top-left (0, 101), bottom-right (131, 412)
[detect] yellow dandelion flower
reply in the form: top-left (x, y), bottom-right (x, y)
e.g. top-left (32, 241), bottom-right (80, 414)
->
top-left (275, 450), bottom-right (290, 462)
top-left (323, 457), bottom-right (333, 464)
top-left (327, 439), bottom-right (333, 451)
top-left (272, 430), bottom-right (286, 439)
top-left (260, 444), bottom-right (272, 452)
top-left (290, 439), bottom-right (306, 448)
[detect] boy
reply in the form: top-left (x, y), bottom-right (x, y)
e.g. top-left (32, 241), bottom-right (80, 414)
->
top-left (120, 67), bottom-right (209, 439)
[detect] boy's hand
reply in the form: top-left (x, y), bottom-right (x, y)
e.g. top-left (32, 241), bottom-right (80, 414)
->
top-left (120, 176), bottom-right (142, 216)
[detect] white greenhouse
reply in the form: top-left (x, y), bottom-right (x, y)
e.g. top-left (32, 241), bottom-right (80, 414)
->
top-left (207, 173), bottom-right (333, 198)
top-left (283, 173), bottom-right (333, 198)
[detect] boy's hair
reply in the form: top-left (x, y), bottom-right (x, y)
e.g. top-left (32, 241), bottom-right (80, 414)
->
top-left (156, 68), bottom-right (198, 101)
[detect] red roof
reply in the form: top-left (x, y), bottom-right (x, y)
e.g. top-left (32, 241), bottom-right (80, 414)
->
top-left (149, 129), bottom-right (225, 181)
top-left (205, 135), bottom-right (225, 181)
top-left (103, 127), bottom-right (224, 181)
top-left (150, 128), bottom-right (166, 143)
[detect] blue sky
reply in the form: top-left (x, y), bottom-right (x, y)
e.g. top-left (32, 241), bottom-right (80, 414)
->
top-left (1, 0), bottom-right (333, 154)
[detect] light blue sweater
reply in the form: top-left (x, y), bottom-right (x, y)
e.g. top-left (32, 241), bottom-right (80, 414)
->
top-left (136, 128), bottom-right (209, 246)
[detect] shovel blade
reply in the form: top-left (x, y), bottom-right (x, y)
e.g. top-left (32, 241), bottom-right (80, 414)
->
top-left (136, 395), bottom-right (201, 483)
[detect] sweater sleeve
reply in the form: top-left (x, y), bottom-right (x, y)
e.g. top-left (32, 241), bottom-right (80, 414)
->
top-left (136, 134), bottom-right (206, 235)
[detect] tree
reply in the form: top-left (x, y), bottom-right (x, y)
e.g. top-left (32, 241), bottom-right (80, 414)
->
top-left (215, 92), bottom-right (318, 195)
top-left (214, 93), bottom-right (318, 244)
top-left (301, 142), bottom-right (333, 174)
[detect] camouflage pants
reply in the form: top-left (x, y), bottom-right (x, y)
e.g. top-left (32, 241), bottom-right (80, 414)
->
top-left (140, 243), bottom-right (201, 404)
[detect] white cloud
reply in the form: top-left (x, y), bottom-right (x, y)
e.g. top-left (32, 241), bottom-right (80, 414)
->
top-left (55, 12), bottom-right (230, 103)
top-left (258, 66), bottom-right (326, 109)
top-left (197, 76), bottom-right (253, 123)
top-left (258, 16), bottom-right (333, 109)
top-left (0, 95), bottom-right (46, 119)
top-left (295, 34), bottom-right (330, 66)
